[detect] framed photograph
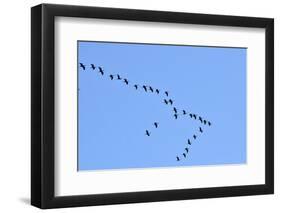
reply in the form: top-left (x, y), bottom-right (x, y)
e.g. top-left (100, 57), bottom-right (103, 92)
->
top-left (31, 4), bottom-right (274, 209)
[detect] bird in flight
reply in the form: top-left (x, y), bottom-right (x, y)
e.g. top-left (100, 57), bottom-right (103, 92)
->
top-left (149, 86), bottom-right (154, 92)
top-left (155, 89), bottom-right (160, 94)
top-left (134, 84), bottom-right (138, 90)
top-left (199, 127), bottom-right (203, 133)
top-left (208, 121), bottom-right (212, 126)
top-left (183, 110), bottom-right (187, 115)
top-left (79, 63), bottom-right (85, 70)
top-left (183, 153), bottom-right (187, 158)
top-left (199, 117), bottom-right (203, 123)
top-left (123, 78), bottom-right (129, 85)
top-left (165, 91), bottom-right (169, 97)
top-left (189, 113), bottom-right (193, 118)
top-left (90, 64), bottom-right (96, 70)
top-left (98, 67), bottom-right (104, 75)
top-left (145, 130), bottom-right (150, 136)
top-left (176, 156), bottom-right (180, 161)
top-left (163, 99), bottom-right (169, 105)
top-left (174, 114), bottom-right (178, 119)
top-left (193, 135), bottom-right (197, 139)
top-left (143, 85), bottom-right (148, 92)
top-left (203, 120), bottom-right (207, 125)
top-left (154, 122), bottom-right (159, 128)
top-left (169, 99), bottom-right (173, 105)
top-left (188, 139), bottom-right (192, 145)
top-left (173, 107), bottom-right (177, 114)
top-left (185, 148), bottom-right (189, 153)
top-left (193, 114), bottom-right (197, 119)
top-left (117, 74), bottom-right (122, 80)
top-left (109, 74), bottom-right (114, 80)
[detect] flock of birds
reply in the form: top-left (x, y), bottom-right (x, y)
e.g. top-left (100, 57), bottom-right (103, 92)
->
top-left (79, 62), bottom-right (212, 162)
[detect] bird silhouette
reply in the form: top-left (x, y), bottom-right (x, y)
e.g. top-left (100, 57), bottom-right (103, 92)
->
top-left (174, 114), bottom-right (178, 119)
top-left (165, 91), bottom-right (169, 97)
top-left (176, 156), bottom-right (180, 161)
top-left (193, 135), bottom-right (197, 139)
top-left (98, 67), bottom-right (104, 75)
top-left (183, 110), bottom-right (187, 115)
top-left (183, 153), bottom-right (187, 158)
top-left (109, 74), bottom-right (114, 80)
top-left (193, 114), bottom-right (197, 119)
top-left (90, 64), bottom-right (96, 70)
top-left (203, 120), bottom-right (207, 125)
top-left (208, 121), bottom-right (211, 126)
top-left (189, 113), bottom-right (193, 118)
top-left (143, 85), bottom-right (148, 92)
top-left (79, 63), bottom-right (85, 70)
top-left (173, 107), bottom-right (177, 114)
top-left (163, 99), bottom-right (169, 105)
top-left (154, 122), bottom-right (159, 128)
top-left (123, 78), bottom-right (129, 85)
top-left (155, 89), bottom-right (160, 94)
top-left (117, 74), bottom-right (122, 80)
top-left (199, 127), bottom-right (203, 133)
top-left (185, 148), bottom-right (189, 153)
top-left (199, 117), bottom-right (203, 123)
top-left (169, 99), bottom-right (173, 105)
top-left (145, 130), bottom-right (150, 136)
top-left (134, 84), bottom-right (138, 90)
top-left (149, 86), bottom-right (154, 92)
top-left (188, 139), bottom-right (192, 145)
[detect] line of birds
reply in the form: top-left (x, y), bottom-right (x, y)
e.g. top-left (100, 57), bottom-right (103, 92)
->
top-left (176, 126), bottom-right (205, 161)
top-left (80, 63), bottom-right (212, 123)
top-left (80, 63), bottom-right (170, 97)
top-left (79, 62), bottom-right (213, 162)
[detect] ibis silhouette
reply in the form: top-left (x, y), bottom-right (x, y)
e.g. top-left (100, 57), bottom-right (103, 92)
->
top-left (98, 67), bottom-right (104, 75)
top-left (143, 85), bottom-right (148, 92)
top-left (117, 74), bottom-right (122, 80)
top-left (169, 99), bottom-right (173, 105)
top-left (79, 63), bottom-right (85, 70)
top-left (154, 122), bottom-right (159, 128)
top-left (90, 64), bottom-right (96, 70)
top-left (145, 130), bottom-right (150, 136)
top-left (123, 78), bottom-right (129, 85)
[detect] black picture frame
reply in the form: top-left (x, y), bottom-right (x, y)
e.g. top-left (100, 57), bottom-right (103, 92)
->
top-left (31, 3), bottom-right (274, 209)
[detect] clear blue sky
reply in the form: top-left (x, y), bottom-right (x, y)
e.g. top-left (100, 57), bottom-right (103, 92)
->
top-left (78, 41), bottom-right (247, 171)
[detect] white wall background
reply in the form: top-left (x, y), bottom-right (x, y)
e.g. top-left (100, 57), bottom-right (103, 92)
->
top-left (0, 0), bottom-right (279, 212)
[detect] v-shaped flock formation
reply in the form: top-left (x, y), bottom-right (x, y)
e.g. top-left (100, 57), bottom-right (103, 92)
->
top-left (79, 63), bottom-right (213, 162)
